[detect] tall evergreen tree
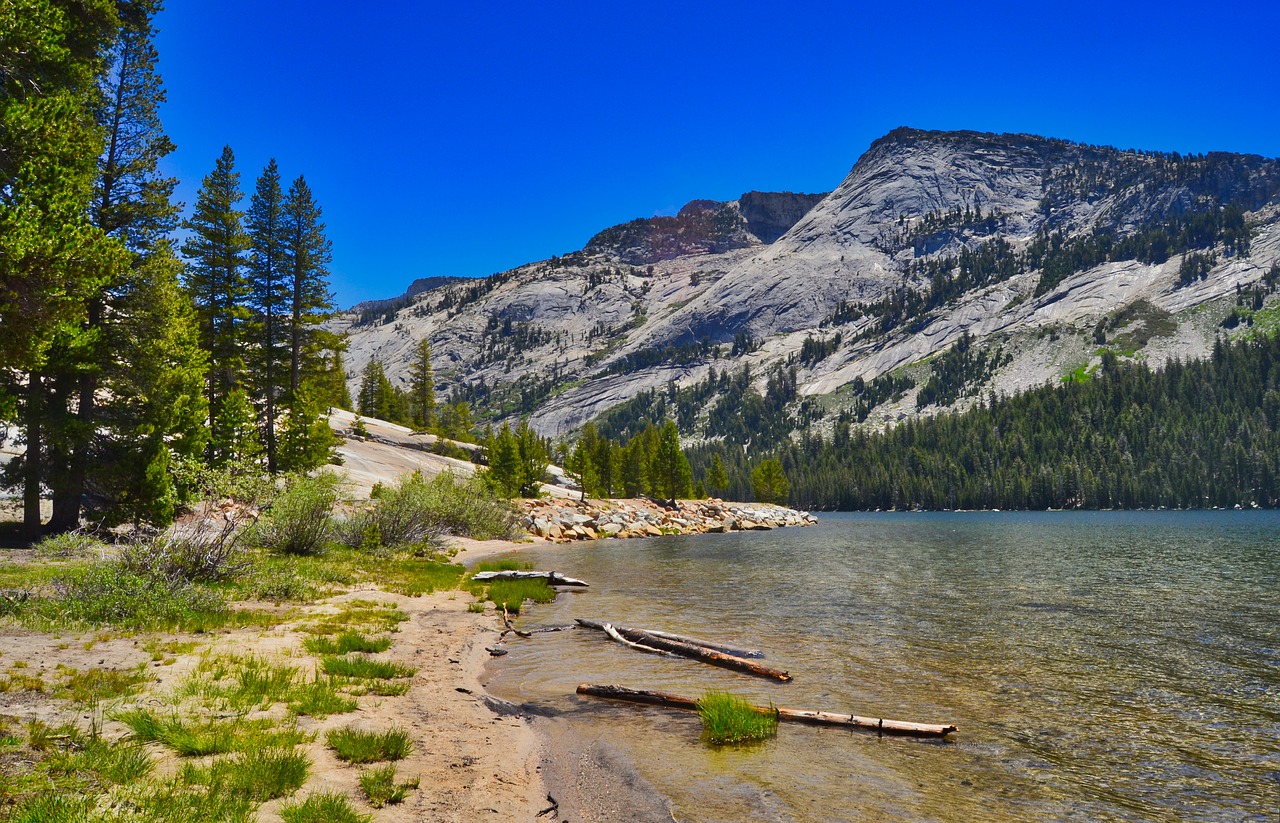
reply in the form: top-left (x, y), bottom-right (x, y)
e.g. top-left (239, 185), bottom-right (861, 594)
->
top-left (246, 159), bottom-right (288, 471)
top-left (407, 337), bottom-right (437, 431)
top-left (281, 175), bottom-right (337, 397)
top-left (651, 420), bottom-right (692, 500)
top-left (46, 0), bottom-right (186, 530)
top-left (705, 452), bottom-right (728, 498)
top-left (181, 145), bottom-right (251, 463)
top-left (0, 0), bottom-right (128, 538)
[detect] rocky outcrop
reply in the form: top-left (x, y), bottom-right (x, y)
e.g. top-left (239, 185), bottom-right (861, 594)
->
top-left (519, 498), bottom-right (816, 542)
top-left (738, 190), bottom-right (828, 243)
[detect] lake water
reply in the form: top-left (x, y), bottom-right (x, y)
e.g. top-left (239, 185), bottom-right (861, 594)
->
top-left (485, 512), bottom-right (1280, 822)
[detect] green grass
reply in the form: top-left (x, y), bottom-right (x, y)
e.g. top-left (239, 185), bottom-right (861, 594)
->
top-left (325, 726), bottom-right (413, 763)
top-left (320, 654), bottom-right (416, 680)
top-left (304, 599), bottom-right (407, 635)
top-left (280, 792), bottom-right (372, 823)
top-left (359, 763), bottom-right (419, 808)
top-left (179, 654), bottom-right (300, 710)
top-left (467, 601), bottom-right (486, 613)
top-left (697, 690), bottom-right (778, 746)
top-left (471, 558), bottom-right (533, 573)
top-left (303, 631), bottom-right (392, 655)
top-left (483, 578), bottom-right (555, 614)
top-left (181, 748), bottom-right (310, 801)
top-left (287, 677), bottom-right (359, 718)
top-left (116, 709), bottom-right (308, 756)
top-left (54, 664), bottom-right (149, 704)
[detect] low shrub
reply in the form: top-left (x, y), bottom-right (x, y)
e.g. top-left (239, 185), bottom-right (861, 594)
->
top-left (33, 531), bottom-right (108, 559)
top-left (337, 471), bottom-right (518, 551)
top-left (117, 518), bottom-right (249, 583)
top-left (250, 473), bottom-right (342, 555)
top-left (45, 563), bottom-right (226, 630)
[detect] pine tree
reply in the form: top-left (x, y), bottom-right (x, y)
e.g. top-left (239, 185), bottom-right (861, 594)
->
top-left (281, 175), bottom-right (337, 397)
top-left (407, 337), bottom-right (436, 431)
top-left (95, 244), bottom-right (208, 524)
top-left (0, 0), bottom-right (129, 538)
top-left (705, 452), bottom-right (728, 498)
top-left (246, 159), bottom-right (289, 471)
top-left (182, 145), bottom-right (251, 462)
top-left (751, 458), bottom-right (789, 504)
top-left (276, 379), bottom-right (340, 473)
top-left (484, 424), bottom-right (521, 498)
top-left (652, 420), bottom-right (692, 500)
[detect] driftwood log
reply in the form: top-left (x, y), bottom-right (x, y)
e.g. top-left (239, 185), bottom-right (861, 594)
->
top-left (471, 570), bottom-right (589, 587)
top-left (576, 618), bottom-right (790, 682)
top-left (576, 684), bottom-right (957, 738)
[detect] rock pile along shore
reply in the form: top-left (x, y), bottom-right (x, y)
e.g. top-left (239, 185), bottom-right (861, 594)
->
top-left (518, 497), bottom-right (817, 542)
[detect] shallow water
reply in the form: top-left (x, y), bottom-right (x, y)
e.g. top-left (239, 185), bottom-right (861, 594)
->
top-left (486, 512), bottom-right (1280, 822)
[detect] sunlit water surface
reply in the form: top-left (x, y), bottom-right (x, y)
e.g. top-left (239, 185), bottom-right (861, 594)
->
top-left (486, 512), bottom-right (1280, 822)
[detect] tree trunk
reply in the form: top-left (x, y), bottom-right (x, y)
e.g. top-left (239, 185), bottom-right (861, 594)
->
top-left (576, 684), bottom-right (958, 738)
top-left (23, 375), bottom-right (44, 542)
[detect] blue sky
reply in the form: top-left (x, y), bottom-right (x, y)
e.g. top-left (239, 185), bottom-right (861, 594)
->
top-left (154, 1), bottom-right (1280, 308)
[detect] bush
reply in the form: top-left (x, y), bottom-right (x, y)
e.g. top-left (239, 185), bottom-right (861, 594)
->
top-left (250, 472), bottom-right (341, 555)
top-left (117, 518), bottom-right (249, 583)
top-left (33, 531), bottom-right (108, 559)
top-left (338, 472), bottom-right (517, 551)
top-left (47, 564), bottom-right (226, 629)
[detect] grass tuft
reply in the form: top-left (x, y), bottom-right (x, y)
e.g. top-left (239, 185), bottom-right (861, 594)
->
top-left (697, 690), bottom-right (778, 746)
top-left (116, 709), bottom-right (307, 756)
top-left (182, 748), bottom-right (310, 800)
top-left (288, 677), bottom-right (359, 718)
top-left (303, 631), bottom-right (391, 655)
top-left (483, 578), bottom-right (555, 614)
top-left (280, 792), bottom-right (372, 823)
top-left (325, 726), bottom-right (413, 763)
top-left (320, 654), bottom-right (415, 680)
top-left (359, 763), bottom-right (419, 808)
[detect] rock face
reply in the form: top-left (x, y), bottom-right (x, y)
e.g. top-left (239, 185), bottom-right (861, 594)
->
top-left (337, 127), bottom-right (1280, 439)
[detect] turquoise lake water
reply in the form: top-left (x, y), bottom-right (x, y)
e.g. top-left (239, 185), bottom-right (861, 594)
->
top-left (486, 512), bottom-right (1280, 822)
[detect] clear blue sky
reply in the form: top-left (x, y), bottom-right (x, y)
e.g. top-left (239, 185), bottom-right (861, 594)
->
top-left (154, 1), bottom-right (1280, 308)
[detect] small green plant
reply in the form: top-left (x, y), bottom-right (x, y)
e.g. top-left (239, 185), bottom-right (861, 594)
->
top-left (320, 655), bottom-right (416, 680)
top-left (359, 763), bottom-right (419, 808)
top-left (56, 665), bottom-right (148, 705)
top-left (303, 631), bottom-right (392, 655)
top-left (33, 531), bottom-right (107, 559)
top-left (116, 710), bottom-right (307, 756)
top-left (472, 558), bottom-right (533, 573)
top-left (483, 578), bottom-right (555, 614)
top-left (288, 678), bottom-right (359, 718)
top-left (325, 726), bottom-right (413, 763)
top-left (280, 792), bottom-right (372, 823)
top-left (181, 748), bottom-right (310, 801)
top-left (697, 690), bottom-right (778, 746)
top-left (467, 601), bottom-right (486, 613)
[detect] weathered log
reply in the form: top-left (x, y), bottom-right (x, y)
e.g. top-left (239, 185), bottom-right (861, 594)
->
top-left (576, 619), bottom-right (791, 682)
top-left (471, 570), bottom-right (589, 587)
top-left (644, 629), bottom-right (764, 659)
top-left (603, 622), bottom-right (670, 655)
top-left (576, 684), bottom-right (957, 738)
top-left (501, 605), bottom-right (532, 638)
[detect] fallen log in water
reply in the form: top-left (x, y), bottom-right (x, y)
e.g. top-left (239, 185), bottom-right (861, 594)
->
top-left (471, 570), bottom-right (589, 587)
top-left (576, 684), bottom-right (957, 738)
top-left (576, 618), bottom-right (791, 682)
top-left (643, 629), bottom-right (764, 659)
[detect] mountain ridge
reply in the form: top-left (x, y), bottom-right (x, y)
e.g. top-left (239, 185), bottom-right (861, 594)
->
top-left (336, 127), bottom-right (1280, 443)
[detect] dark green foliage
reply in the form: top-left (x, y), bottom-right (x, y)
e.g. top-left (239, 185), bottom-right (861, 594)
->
top-left (246, 159), bottom-right (289, 471)
top-left (407, 337), bottom-right (437, 430)
top-left (916, 332), bottom-right (1011, 409)
top-left (356, 358), bottom-right (407, 423)
top-left (182, 145), bottom-right (251, 460)
top-left (761, 329), bottom-right (1280, 511)
top-left (482, 421), bottom-right (548, 497)
top-left (651, 420), bottom-right (692, 499)
top-left (750, 458), bottom-right (789, 504)
top-left (275, 381), bottom-right (341, 472)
